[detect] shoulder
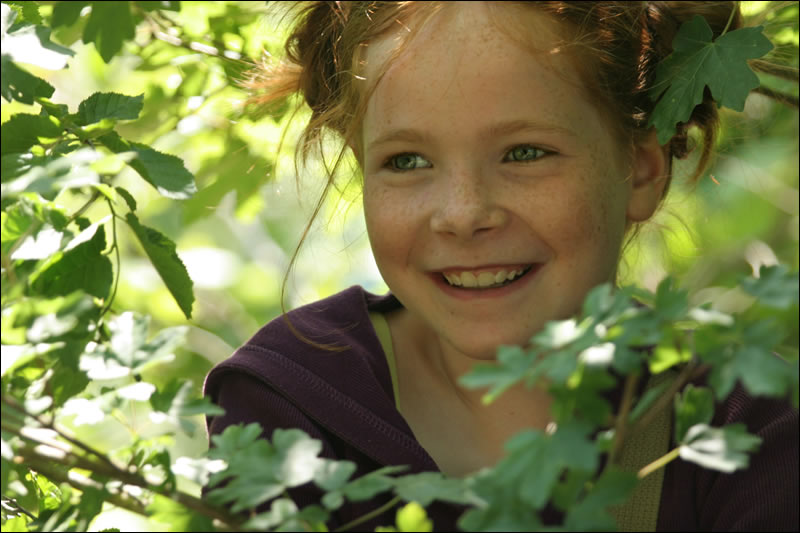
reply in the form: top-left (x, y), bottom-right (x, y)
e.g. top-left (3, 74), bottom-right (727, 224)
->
top-left (203, 285), bottom-right (402, 405)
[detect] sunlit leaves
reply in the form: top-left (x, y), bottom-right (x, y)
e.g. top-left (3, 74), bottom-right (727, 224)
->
top-left (0, 114), bottom-right (62, 155)
top-left (741, 264), bottom-right (800, 309)
top-left (76, 92), bottom-right (144, 126)
top-left (649, 15), bottom-right (774, 143)
top-left (82, 1), bottom-right (135, 63)
top-left (100, 132), bottom-right (197, 199)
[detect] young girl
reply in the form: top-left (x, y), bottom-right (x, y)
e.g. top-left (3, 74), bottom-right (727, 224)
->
top-left (204, 2), bottom-right (798, 530)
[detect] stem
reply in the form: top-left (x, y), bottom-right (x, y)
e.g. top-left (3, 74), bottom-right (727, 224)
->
top-left (65, 190), bottom-right (102, 227)
top-left (720, 7), bottom-right (736, 37)
top-left (333, 496), bottom-right (402, 532)
top-left (638, 447), bottom-right (681, 479)
top-left (752, 86), bottom-right (799, 108)
top-left (99, 203), bottom-right (122, 319)
top-left (606, 372), bottom-right (640, 468)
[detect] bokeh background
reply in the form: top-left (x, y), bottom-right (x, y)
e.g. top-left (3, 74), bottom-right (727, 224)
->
top-left (2, 1), bottom-right (797, 529)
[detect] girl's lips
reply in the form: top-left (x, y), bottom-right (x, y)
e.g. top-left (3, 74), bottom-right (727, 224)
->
top-left (431, 263), bottom-right (542, 300)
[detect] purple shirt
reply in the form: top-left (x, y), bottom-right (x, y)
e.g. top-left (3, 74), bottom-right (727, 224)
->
top-left (204, 286), bottom-right (799, 531)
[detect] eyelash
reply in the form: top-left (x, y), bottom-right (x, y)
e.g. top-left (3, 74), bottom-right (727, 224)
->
top-left (382, 144), bottom-right (549, 172)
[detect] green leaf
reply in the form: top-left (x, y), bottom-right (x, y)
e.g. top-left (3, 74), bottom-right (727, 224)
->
top-left (75, 92), bottom-right (144, 126)
top-left (99, 132), bottom-right (197, 199)
top-left (29, 225), bottom-right (112, 299)
top-left (0, 113), bottom-right (62, 155)
top-left (393, 472), bottom-right (480, 507)
top-left (147, 494), bottom-right (214, 532)
top-left (674, 385), bottom-right (714, 443)
top-left (4, 1), bottom-right (43, 25)
top-left (679, 423), bottom-right (762, 473)
top-left (741, 265), bottom-right (799, 309)
top-left (313, 460), bottom-right (357, 492)
top-left (125, 213), bottom-right (194, 318)
top-left (2, 148), bottom-right (103, 200)
top-left (51, 2), bottom-right (89, 29)
top-left (649, 16), bottom-right (774, 144)
top-left (82, 1), bottom-right (135, 63)
top-left (114, 186), bottom-right (137, 211)
top-left (0, 55), bottom-right (55, 104)
top-left (0, 193), bottom-right (68, 255)
top-left (564, 469), bottom-right (638, 531)
top-left (138, 1), bottom-right (182, 11)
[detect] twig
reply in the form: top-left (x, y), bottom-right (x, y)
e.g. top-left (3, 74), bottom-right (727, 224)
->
top-left (751, 59), bottom-right (800, 82)
top-left (606, 372), bottom-right (640, 468)
top-left (638, 447), bottom-right (681, 479)
top-left (752, 86), bottom-right (799, 108)
top-left (333, 495), bottom-right (401, 532)
top-left (1, 494), bottom-right (38, 520)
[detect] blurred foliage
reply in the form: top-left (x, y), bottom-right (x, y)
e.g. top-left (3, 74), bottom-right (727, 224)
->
top-left (1, 1), bottom-right (798, 531)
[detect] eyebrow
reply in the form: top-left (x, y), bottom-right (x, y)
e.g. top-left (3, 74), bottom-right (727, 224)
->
top-left (366, 119), bottom-right (577, 152)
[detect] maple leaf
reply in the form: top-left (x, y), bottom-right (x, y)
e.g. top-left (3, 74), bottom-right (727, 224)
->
top-left (648, 15), bottom-right (773, 144)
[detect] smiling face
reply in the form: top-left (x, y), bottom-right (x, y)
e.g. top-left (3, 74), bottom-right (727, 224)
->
top-left (360, 3), bottom-right (664, 361)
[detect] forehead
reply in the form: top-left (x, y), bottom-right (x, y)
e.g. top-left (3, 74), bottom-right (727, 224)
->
top-left (359, 2), bottom-right (610, 149)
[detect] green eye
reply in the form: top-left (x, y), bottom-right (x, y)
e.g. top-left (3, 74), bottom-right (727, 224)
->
top-left (505, 145), bottom-right (545, 162)
top-left (388, 153), bottom-right (432, 171)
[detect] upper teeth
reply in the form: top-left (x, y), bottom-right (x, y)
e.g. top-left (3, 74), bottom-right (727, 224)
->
top-left (443, 268), bottom-right (526, 288)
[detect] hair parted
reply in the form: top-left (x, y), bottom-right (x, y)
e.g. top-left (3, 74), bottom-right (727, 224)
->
top-left (243, 1), bottom-right (774, 344)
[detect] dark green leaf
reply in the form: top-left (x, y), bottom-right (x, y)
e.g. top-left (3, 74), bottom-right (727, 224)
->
top-left (564, 469), bottom-right (638, 531)
top-left (679, 423), bottom-right (762, 473)
top-left (674, 385), bottom-right (714, 443)
top-left (29, 225), bottom-right (112, 299)
top-left (125, 213), bottom-right (194, 319)
top-left (649, 16), bottom-right (774, 144)
top-left (137, 1), bottom-right (182, 11)
top-left (0, 113), bottom-right (62, 154)
top-left (0, 57), bottom-right (55, 104)
top-left (75, 92), bottom-right (144, 126)
top-left (114, 186), bottom-right (137, 211)
top-left (100, 132), bottom-right (197, 199)
top-left (741, 265), bottom-right (799, 309)
top-left (82, 1), bottom-right (135, 63)
top-left (51, 2), bottom-right (89, 29)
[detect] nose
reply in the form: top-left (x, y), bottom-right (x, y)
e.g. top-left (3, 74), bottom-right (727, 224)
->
top-left (429, 165), bottom-right (508, 239)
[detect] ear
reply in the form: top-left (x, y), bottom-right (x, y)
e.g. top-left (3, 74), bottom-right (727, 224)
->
top-left (626, 129), bottom-right (669, 223)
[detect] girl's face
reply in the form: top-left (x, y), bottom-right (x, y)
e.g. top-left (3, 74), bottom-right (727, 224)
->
top-left (361, 3), bottom-right (664, 360)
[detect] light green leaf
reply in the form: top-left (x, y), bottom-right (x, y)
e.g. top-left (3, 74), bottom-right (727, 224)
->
top-left (649, 16), bottom-right (774, 144)
top-left (82, 1), bottom-right (135, 63)
top-left (396, 502), bottom-right (433, 532)
top-left (125, 213), bottom-right (194, 319)
top-left (147, 494), bottom-right (214, 532)
top-left (313, 460), bottom-right (357, 492)
top-left (76, 92), bottom-right (144, 126)
top-left (100, 132), bottom-right (197, 199)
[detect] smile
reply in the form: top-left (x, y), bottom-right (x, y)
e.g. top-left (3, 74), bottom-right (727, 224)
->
top-left (440, 264), bottom-right (535, 290)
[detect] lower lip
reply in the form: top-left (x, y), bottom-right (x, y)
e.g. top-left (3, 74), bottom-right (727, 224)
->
top-left (431, 264), bottom-right (542, 300)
